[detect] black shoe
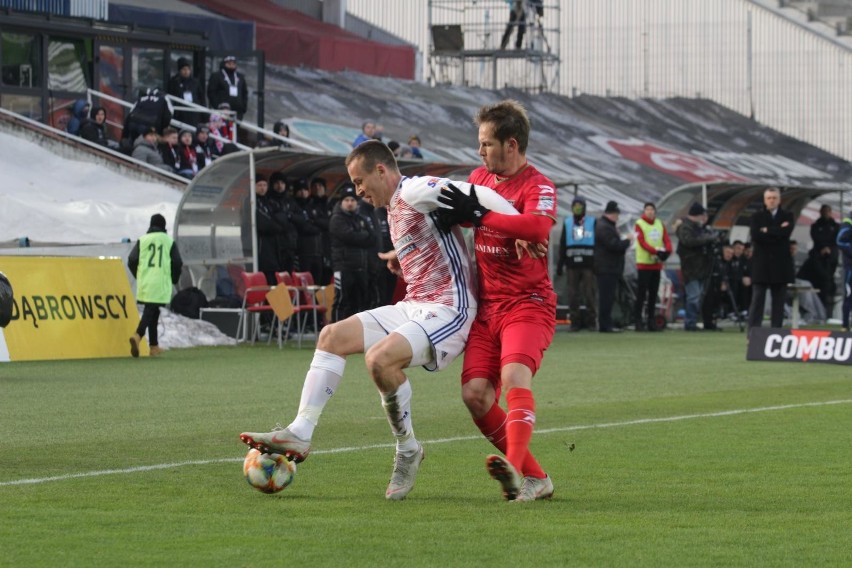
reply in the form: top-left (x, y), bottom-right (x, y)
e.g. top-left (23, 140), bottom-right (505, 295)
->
top-left (634, 320), bottom-right (646, 332)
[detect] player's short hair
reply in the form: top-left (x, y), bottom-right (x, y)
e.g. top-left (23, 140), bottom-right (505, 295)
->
top-left (643, 202), bottom-right (656, 210)
top-left (474, 99), bottom-right (531, 154)
top-left (345, 139), bottom-right (398, 173)
top-left (764, 186), bottom-right (781, 196)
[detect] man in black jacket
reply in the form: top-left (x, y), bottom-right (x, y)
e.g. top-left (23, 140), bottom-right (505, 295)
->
top-left (594, 200), bottom-right (633, 332)
top-left (330, 185), bottom-right (375, 321)
top-left (747, 187), bottom-right (795, 330)
top-left (167, 57), bottom-right (206, 126)
top-left (676, 202), bottom-right (717, 331)
top-left (207, 55), bottom-right (248, 120)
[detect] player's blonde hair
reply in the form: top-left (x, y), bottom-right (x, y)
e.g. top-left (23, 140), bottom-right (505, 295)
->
top-left (475, 99), bottom-right (531, 154)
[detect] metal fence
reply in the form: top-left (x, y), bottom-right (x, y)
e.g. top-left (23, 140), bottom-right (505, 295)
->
top-left (345, 0), bottom-right (852, 161)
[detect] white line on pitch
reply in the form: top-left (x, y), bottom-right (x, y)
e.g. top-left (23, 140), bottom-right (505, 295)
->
top-left (2, 398), bottom-right (850, 487)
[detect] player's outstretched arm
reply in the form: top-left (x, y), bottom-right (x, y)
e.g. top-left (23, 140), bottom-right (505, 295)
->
top-left (439, 183), bottom-right (552, 242)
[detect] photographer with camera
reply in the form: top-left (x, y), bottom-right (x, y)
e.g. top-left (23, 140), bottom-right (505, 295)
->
top-left (633, 202), bottom-right (672, 331)
top-left (676, 202), bottom-right (718, 331)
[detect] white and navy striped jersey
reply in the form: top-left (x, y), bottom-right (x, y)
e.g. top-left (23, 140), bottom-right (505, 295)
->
top-left (389, 176), bottom-right (518, 311)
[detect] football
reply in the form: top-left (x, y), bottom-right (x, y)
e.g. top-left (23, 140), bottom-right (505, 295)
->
top-left (243, 448), bottom-right (297, 494)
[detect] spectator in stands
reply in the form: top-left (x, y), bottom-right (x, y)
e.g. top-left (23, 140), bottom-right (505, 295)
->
top-left (353, 121), bottom-right (375, 147)
top-left (193, 124), bottom-right (216, 169)
top-left (122, 88), bottom-right (173, 155)
top-left (594, 200), bottom-right (633, 332)
top-left (207, 55), bottom-right (248, 121)
top-left (159, 127), bottom-right (180, 174)
top-left (131, 126), bottom-right (170, 172)
top-left (176, 129), bottom-right (198, 180)
top-left (66, 99), bottom-right (89, 136)
top-left (330, 185), bottom-right (375, 321)
top-left (407, 135), bottom-right (424, 159)
top-left (372, 123), bottom-right (385, 142)
top-left (167, 57), bottom-right (206, 126)
top-left (79, 106), bottom-right (119, 150)
top-left (208, 112), bottom-right (239, 155)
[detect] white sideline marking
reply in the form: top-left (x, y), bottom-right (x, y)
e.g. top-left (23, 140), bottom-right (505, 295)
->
top-left (2, 399), bottom-right (850, 487)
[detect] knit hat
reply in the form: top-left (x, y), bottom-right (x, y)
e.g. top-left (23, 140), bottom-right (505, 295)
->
top-left (177, 57), bottom-right (191, 71)
top-left (604, 200), bottom-right (620, 214)
top-left (688, 202), bottom-right (706, 216)
top-left (340, 185), bottom-right (357, 200)
top-left (150, 213), bottom-right (167, 229)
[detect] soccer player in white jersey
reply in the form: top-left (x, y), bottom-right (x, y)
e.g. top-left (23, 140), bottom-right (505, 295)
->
top-left (241, 140), bottom-right (517, 500)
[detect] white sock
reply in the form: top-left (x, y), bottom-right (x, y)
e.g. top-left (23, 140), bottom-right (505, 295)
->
top-left (381, 379), bottom-right (419, 455)
top-left (288, 350), bottom-right (346, 440)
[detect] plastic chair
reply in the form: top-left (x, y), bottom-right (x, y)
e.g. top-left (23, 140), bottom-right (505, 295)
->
top-left (236, 271), bottom-right (275, 344)
top-left (292, 271), bottom-right (328, 334)
top-left (274, 271), bottom-right (307, 347)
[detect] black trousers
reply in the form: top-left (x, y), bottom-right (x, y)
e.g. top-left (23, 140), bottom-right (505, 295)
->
top-left (597, 273), bottom-right (619, 331)
top-left (136, 303), bottom-right (164, 346)
top-left (332, 269), bottom-right (369, 323)
top-left (748, 282), bottom-right (786, 329)
top-left (566, 267), bottom-right (597, 328)
top-left (634, 269), bottom-right (661, 324)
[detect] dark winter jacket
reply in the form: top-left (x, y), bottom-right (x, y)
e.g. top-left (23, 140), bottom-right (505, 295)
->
top-left (593, 215), bottom-right (630, 276)
top-left (676, 217), bottom-right (716, 282)
top-left (132, 135), bottom-right (170, 171)
top-left (207, 63), bottom-right (248, 118)
top-left (167, 67), bottom-right (206, 125)
top-left (330, 203), bottom-right (375, 272)
top-left (123, 89), bottom-right (173, 141)
top-left (79, 107), bottom-right (109, 147)
top-left (749, 207), bottom-right (795, 285)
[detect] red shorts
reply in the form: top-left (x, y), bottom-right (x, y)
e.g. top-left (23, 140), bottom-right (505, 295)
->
top-left (461, 296), bottom-right (555, 387)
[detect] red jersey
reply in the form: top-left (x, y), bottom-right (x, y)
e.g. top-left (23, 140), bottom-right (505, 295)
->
top-left (467, 164), bottom-right (557, 305)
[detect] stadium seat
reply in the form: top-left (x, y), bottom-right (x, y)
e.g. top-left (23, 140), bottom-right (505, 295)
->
top-left (236, 271), bottom-right (275, 344)
top-left (273, 271), bottom-right (308, 348)
top-left (292, 271), bottom-right (328, 333)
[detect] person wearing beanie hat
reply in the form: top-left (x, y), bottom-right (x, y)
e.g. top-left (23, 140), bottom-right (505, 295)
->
top-left (167, 56), bottom-right (205, 125)
top-left (557, 195), bottom-right (597, 331)
top-left (837, 215), bottom-right (852, 331)
top-left (676, 200), bottom-right (717, 331)
top-left (207, 54), bottom-right (248, 120)
top-left (127, 213), bottom-right (183, 357)
top-left (594, 199), bottom-right (633, 332)
top-left (688, 202), bottom-right (706, 216)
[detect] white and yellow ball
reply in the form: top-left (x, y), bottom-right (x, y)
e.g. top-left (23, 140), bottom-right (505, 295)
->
top-left (243, 448), bottom-right (296, 494)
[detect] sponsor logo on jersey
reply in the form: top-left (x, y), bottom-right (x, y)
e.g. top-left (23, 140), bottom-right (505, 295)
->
top-left (426, 177), bottom-right (441, 188)
top-left (537, 196), bottom-right (554, 211)
top-left (538, 185), bottom-right (555, 194)
top-left (398, 243), bottom-right (417, 261)
top-left (474, 243), bottom-right (512, 256)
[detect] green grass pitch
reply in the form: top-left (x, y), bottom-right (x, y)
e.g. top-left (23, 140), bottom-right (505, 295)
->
top-left (1, 330), bottom-right (850, 566)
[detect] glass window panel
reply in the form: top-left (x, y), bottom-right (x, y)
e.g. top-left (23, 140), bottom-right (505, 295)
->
top-left (47, 37), bottom-right (90, 92)
top-left (0, 94), bottom-right (42, 120)
top-left (1, 32), bottom-right (42, 87)
top-left (97, 45), bottom-right (128, 141)
top-left (132, 47), bottom-right (165, 95)
top-left (47, 97), bottom-right (76, 130)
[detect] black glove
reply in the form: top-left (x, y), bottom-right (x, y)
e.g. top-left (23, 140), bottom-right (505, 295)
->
top-left (434, 207), bottom-right (463, 234)
top-left (437, 183), bottom-right (490, 227)
top-left (657, 250), bottom-right (670, 262)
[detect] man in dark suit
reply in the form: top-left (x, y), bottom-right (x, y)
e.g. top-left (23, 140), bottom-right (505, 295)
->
top-left (594, 200), bottom-right (633, 332)
top-left (747, 187), bottom-right (795, 330)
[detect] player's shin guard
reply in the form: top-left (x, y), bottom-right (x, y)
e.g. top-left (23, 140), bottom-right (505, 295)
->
top-left (289, 350), bottom-right (345, 439)
top-left (381, 379), bottom-right (418, 455)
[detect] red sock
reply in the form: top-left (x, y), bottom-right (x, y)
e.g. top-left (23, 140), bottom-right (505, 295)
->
top-left (473, 402), bottom-right (508, 454)
top-left (506, 388), bottom-right (545, 478)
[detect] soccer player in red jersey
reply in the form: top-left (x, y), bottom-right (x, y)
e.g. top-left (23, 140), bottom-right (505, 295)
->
top-left (438, 99), bottom-right (557, 501)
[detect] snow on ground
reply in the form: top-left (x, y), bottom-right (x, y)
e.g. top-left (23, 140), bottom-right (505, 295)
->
top-left (153, 308), bottom-right (238, 349)
top-left (0, 131), bottom-right (182, 244)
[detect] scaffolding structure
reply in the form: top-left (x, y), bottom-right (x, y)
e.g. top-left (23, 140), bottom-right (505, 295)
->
top-left (427, 0), bottom-right (560, 93)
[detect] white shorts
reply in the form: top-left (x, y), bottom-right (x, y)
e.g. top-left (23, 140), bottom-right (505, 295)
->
top-left (357, 301), bottom-right (476, 372)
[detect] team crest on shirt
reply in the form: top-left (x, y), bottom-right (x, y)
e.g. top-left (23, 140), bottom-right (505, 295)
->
top-left (424, 311), bottom-right (437, 320)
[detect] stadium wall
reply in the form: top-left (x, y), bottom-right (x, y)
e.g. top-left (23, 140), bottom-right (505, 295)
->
top-left (345, 0), bottom-right (852, 162)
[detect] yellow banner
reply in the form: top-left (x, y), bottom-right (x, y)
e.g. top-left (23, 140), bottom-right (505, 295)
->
top-left (0, 257), bottom-right (145, 361)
